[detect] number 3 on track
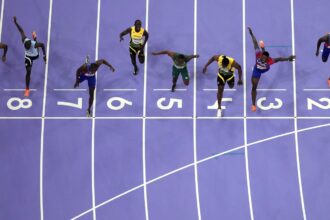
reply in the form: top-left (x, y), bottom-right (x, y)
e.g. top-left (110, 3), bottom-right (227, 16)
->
top-left (7, 97), bottom-right (32, 110)
top-left (257, 97), bottom-right (283, 110)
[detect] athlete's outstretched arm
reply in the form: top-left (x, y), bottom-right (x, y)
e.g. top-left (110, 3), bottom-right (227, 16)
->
top-left (273, 55), bottom-right (296, 63)
top-left (203, 55), bottom-right (218, 74)
top-left (119, 27), bottom-right (131, 42)
top-left (151, 50), bottom-right (175, 58)
top-left (185, 54), bottom-right (199, 62)
top-left (232, 61), bottom-right (243, 85)
top-left (248, 27), bottom-right (259, 50)
top-left (13, 16), bottom-right (27, 42)
top-left (35, 42), bottom-right (46, 62)
top-left (96, 59), bottom-right (115, 72)
top-left (74, 65), bottom-right (84, 88)
top-left (316, 34), bottom-right (328, 56)
top-left (0, 43), bottom-right (8, 62)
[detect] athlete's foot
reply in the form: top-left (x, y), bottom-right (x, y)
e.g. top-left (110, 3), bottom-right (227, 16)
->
top-left (217, 109), bottom-right (222, 118)
top-left (133, 66), bottom-right (138, 75)
top-left (86, 109), bottom-right (92, 117)
top-left (251, 105), bottom-right (257, 112)
top-left (328, 78), bottom-right (330, 87)
top-left (171, 84), bottom-right (176, 92)
top-left (24, 89), bottom-right (30, 97)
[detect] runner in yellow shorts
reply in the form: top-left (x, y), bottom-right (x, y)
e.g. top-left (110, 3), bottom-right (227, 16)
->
top-left (203, 54), bottom-right (242, 117)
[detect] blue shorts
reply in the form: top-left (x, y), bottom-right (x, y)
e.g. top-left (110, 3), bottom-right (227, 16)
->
top-left (252, 67), bottom-right (268, 78)
top-left (322, 46), bottom-right (330, 62)
top-left (79, 74), bottom-right (96, 88)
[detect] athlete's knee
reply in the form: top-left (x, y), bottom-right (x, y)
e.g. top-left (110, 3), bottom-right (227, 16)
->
top-left (322, 57), bottom-right (328, 62)
top-left (228, 83), bottom-right (234, 89)
top-left (183, 80), bottom-right (189, 86)
top-left (138, 55), bottom-right (145, 64)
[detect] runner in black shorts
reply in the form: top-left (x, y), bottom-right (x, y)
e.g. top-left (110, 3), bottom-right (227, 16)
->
top-left (13, 16), bottom-right (46, 97)
top-left (152, 50), bottom-right (199, 92)
top-left (203, 54), bottom-right (242, 117)
top-left (0, 43), bottom-right (7, 62)
top-left (120, 20), bottom-right (149, 75)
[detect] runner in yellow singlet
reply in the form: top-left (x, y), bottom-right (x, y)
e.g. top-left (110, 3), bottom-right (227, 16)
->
top-left (120, 20), bottom-right (149, 75)
top-left (203, 54), bottom-right (242, 117)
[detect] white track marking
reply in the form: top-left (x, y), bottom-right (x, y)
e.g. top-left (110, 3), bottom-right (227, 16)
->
top-left (70, 123), bottom-right (330, 220)
top-left (203, 88), bottom-right (236, 91)
top-left (257, 89), bottom-right (287, 91)
top-left (142, 0), bottom-right (150, 219)
top-left (53, 89), bottom-right (86, 91)
top-left (39, 0), bottom-right (54, 218)
top-left (153, 88), bottom-right (187, 91)
top-left (90, 0), bottom-right (101, 218)
top-left (242, 0), bottom-right (254, 219)
top-left (4, 89), bottom-right (37, 91)
top-left (303, 89), bottom-right (330, 91)
top-left (193, 0), bottom-right (202, 219)
top-left (103, 88), bottom-right (137, 91)
top-left (0, 0), bottom-right (5, 41)
top-left (290, 0), bottom-right (307, 219)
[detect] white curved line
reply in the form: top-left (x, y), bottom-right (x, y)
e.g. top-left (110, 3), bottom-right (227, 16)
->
top-left (71, 123), bottom-right (330, 220)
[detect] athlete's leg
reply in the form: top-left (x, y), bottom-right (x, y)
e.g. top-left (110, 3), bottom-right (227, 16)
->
top-left (87, 87), bottom-right (95, 117)
top-left (138, 48), bottom-right (145, 64)
top-left (217, 75), bottom-right (226, 109)
top-left (25, 66), bottom-right (32, 90)
top-left (321, 47), bottom-right (330, 62)
top-left (172, 76), bottom-right (179, 92)
top-left (251, 76), bottom-right (260, 110)
top-left (130, 47), bottom-right (138, 74)
top-left (181, 67), bottom-right (190, 86)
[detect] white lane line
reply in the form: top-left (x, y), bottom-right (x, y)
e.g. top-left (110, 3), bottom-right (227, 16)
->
top-left (53, 89), bottom-right (86, 91)
top-left (257, 89), bottom-right (287, 91)
top-left (153, 88), bottom-right (187, 91)
top-left (203, 88), bottom-right (237, 91)
top-left (103, 88), bottom-right (137, 91)
top-left (242, 0), bottom-right (254, 219)
top-left (90, 0), bottom-right (101, 218)
top-left (193, 0), bottom-right (201, 219)
top-left (142, 0), bottom-right (150, 218)
top-left (1, 116), bottom-right (330, 120)
top-left (39, 0), bottom-right (54, 218)
top-left (303, 89), bottom-right (330, 91)
top-left (70, 122), bottom-right (330, 220)
top-left (290, 0), bottom-right (307, 219)
top-left (0, 0), bottom-right (5, 42)
top-left (4, 89), bottom-right (37, 91)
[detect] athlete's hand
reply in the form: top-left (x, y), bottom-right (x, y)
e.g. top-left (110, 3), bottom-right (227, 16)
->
top-left (202, 67), bottom-right (207, 74)
top-left (110, 66), bottom-right (115, 72)
top-left (316, 50), bottom-right (319, 56)
top-left (43, 55), bottom-right (47, 63)
top-left (2, 55), bottom-right (6, 62)
top-left (13, 16), bottom-right (17, 23)
top-left (195, 54), bottom-right (200, 58)
top-left (237, 79), bottom-right (243, 85)
top-left (248, 27), bottom-right (253, 35)
top-left (151, 52), bottom-right (158, 55)
top-left (288, 55), bottom-right (296, 61)
top-left (120, 36), bottom-right (124, 42)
